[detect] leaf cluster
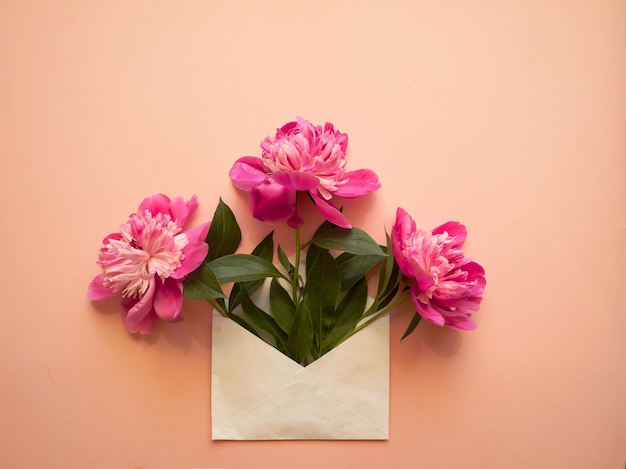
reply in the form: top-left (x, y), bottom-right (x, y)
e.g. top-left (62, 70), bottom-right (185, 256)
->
top-left (183, 200), bottom-right (403, 366)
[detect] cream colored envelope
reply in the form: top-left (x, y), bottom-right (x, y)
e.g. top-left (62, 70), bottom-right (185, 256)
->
top-left (211, 313), bottom-right (389, 440)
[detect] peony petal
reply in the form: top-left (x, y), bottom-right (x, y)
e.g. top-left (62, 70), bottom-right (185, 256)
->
top-left (138, 194), bottom-right (171, 217)
top-left (102, 232), bottom-right (122, 245)
top-left (120, 307), bottom-right (157, 334)
top-left (272, 171), bottom-right (319, 191)
top-left (310, 190), bottom-right (351, 228)
top-left (87, 273), bottom-right (118, 300)
top-left (287, 210), bottom-right (304, 229)
top-left (391, 208), bottom-right (415, 277)
top-left (173, 241), bottom-right (209, 278)
top-left (445, 317), bottom-right (477, 331)
top-left (229, 157), bottom-right (268, 191)
top-left (153, 278), bottom-right (183, 321)
top-left (433, 221), bottom-right (467, 246)
top-left (464, 261), bottom-right (486, 283)
top-left (182, 221), bottom-right (210, 245)
top-left (333, 169), bottom-right (381, 198)
top-left (412, 292), bottom-right (446, 327)
top-left (134, 311), bottom-right (158, 334)
top-left (249, 179), bottom-right (297, 223)
top-left (169, 194), bottom-right (198, 226)
top-left (121, 278), bottom-right (156, 331)
top-left (408, 257), bottom-right (435, 291)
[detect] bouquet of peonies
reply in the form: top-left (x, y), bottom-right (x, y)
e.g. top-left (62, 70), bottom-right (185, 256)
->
top-left (88, 117), bottom-right (486, 367)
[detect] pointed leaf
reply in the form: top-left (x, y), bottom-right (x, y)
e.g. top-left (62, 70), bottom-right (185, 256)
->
top-left (270, 278), bottom-right (295, 334)
top-left (182, 263), bottom-right (225, 300)
top-left (277, 245), bottom-right (293, 274)
top-left (206, 199), bottom-right (242, 262)
top-left (401, 312), bottom-right (422, 340)
top-left (239, 289), bottom-right (288, 353)
top-left (303, 245), bottom-right (341, 351)
top-left (310, 221), bottom-right (386, 256)
top-left (287, 300), bottom-right (314, 365)
top-left (336, 252), bottom-right (385, 291)
top-left (208, 254), bottom-right (282, 284)
top-left (376, 234), bottom-right (402, 310)
top-left (320, 277), bottom-right (368, 355)
top-left (228, 231), bottom-right (275, 312)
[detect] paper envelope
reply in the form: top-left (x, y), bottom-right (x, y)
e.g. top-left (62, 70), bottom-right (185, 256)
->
top-left (211, 313), bottom-right (389, 440)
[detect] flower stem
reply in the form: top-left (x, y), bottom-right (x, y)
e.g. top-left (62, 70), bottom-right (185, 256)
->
top-left (349, 290), bottom-right (411, 337)
top-left (292, 226), bottom-right (301, 303)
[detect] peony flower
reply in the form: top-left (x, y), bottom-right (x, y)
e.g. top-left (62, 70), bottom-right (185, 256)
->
top-left (87, 194), bottom-right (210, 334)
top-left (229, 117), bottom-right (380, 229)
top-left (391, 208), bottom-right (486, 331)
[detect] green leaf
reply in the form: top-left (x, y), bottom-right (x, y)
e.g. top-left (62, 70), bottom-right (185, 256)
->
top-left (270, 278), bottom-right (295, 334)
top-left (206, 199), bottom-right (242, 262)
top-left (320, 277), bottom-right (368, 355)
top-left (287, 300), bottom-right (314, 365)
top-left (277, 245), bottom-right (293, 274)
top-left (182, 263), bottom-right (225, 300)
top-left (375, 234), bottom-right (402, 310)
top-left (303, 245), bottom-right (341, 351)
top-left (376, 236), bottom-right (393, 293)
top-left (228, 232), bottom-right (274, 312)
top-left (208, 254), bottom-right (282, 284)
top-left (250, 230), bottom-right (274, 261)
top-left (239, 289), bottom-right (288, 353)
top-left (310, 221), bottom-right (386, 256)
top-left (401, 312), bottom-right (422, 340)
top-left (336, 252), bottom-right (385, 291)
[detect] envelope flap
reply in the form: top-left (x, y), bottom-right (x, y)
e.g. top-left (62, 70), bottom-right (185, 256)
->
top-left (296, 315), bottom-right (389, 431)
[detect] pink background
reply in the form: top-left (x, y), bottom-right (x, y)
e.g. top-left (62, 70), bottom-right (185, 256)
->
top-left (1, 1), bottom-right (624, 468)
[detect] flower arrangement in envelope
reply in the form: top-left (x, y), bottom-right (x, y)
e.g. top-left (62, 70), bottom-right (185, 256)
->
top-left (87, 117), bottom-right (486, 441)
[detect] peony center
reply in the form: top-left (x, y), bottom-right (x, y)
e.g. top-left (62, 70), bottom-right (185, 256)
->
top-left (98, 211), bottom-right (188, 298)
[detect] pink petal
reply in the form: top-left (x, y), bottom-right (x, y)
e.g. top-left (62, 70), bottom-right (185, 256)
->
top-left (280, 120), bottom-right (299, 133)
top-left (333, 169), bottom-right (381, 198)
top-left (249, 179), bottom-right (297, 223)
top-left (464, 261), bottom-right (486, 283)
top-left (408, 257), bottom-right (435, 291)
top-left (183, 221), bottom-right (210, 244)
top-left (272, 171), bottom-right (320, 191)
top-left (102, 232), bottom-right (122, 244)
top-left (412, 293), bottom-right (445, 327)
top-left (310, 190), bottom-right (351, 228)
top-left (138, 194), bottom-right (171, 217)
top-left (153, 278), bottom-right (183, 321)
top-left (173, 241), bottom-right (209, 278)
top-left (169, 194), bottom-right (198, 226)
top-left (122, 278), bottom-right (156, 331)
top-left (391, 208), bottom-right (414, 276)
top-left (121, 306), bottom-right (157, 334)
top-left (229, 157), bottom-right (268, 191)
top-left (87, 273), bottom-right (118, 300)
top-left (433, 221), bottom-right (467, 246)
top-left (445, 317), bottom-right (477, 331)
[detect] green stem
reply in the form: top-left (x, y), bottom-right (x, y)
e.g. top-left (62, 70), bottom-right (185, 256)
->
top-left (292, 226), bottom-right (301, 303)
top-left (207, 298), bottom-right (228, 317)
top-left (291, 194), bottom-right (302, 303)
top-left (349, 290), bottom-right (411, 337)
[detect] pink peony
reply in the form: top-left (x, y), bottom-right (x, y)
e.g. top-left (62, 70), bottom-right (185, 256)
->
top-left (229, 117), bottom-right (380, 229)
top-left (391, 208), bottom-right (486, 331)
top-left (87, 194), bottom-right (210, 334)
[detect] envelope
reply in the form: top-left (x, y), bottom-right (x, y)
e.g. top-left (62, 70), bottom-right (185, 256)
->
top-left (211, 312), bottom-right (389, 440)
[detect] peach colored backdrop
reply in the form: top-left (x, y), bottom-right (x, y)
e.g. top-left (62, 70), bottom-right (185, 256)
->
top-left (1, 1), bottom-right (624, 468)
